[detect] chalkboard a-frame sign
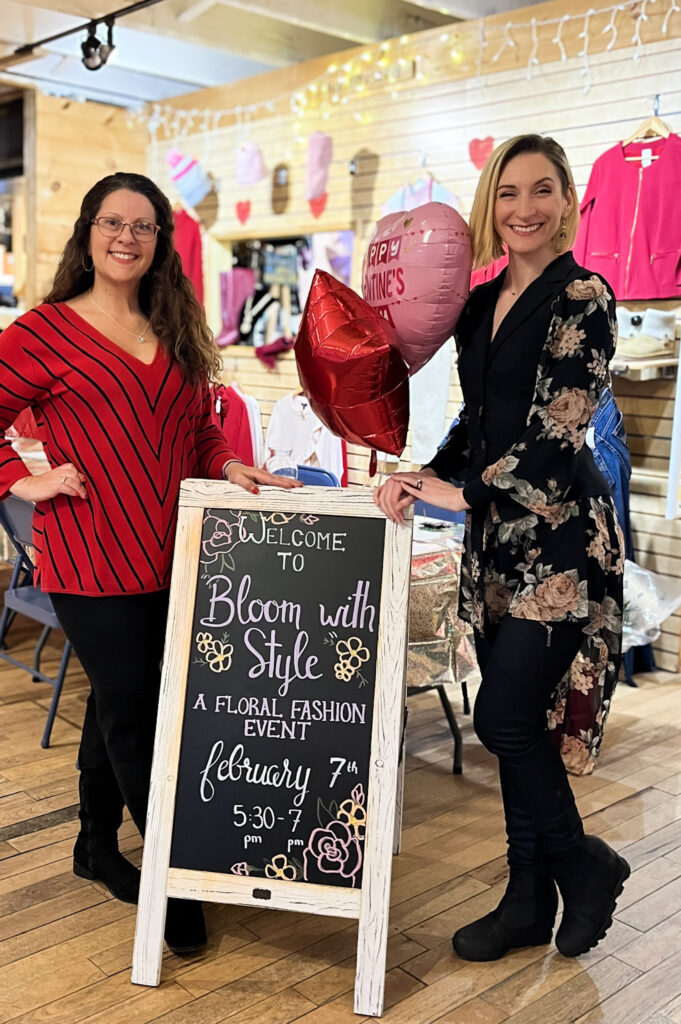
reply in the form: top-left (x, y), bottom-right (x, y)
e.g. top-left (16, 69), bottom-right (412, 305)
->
top-left (131, 480), bottom-right (412, 1017)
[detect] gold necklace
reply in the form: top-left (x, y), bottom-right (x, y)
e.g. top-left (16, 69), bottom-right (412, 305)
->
top-left (89, 290), bottom-right (151, 344)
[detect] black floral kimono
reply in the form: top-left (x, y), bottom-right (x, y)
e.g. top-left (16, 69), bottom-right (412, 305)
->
top-left (426, 252), bottom-right (624, 775)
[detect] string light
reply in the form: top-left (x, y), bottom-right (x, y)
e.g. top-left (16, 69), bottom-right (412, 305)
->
top-left (130, 0), bottom-right (676, 140)
top-left (552, 14), bottom-right (569, 61)
top-left (579, 8), bottom-right (595, 93)
top-left (663, 0), bottom-right (680, 31)
top-left (632, 0), bottom-right (650, 59)
top-left (526, 17), bottom-right (540, 79)
top-left (492, 21), bottom-right (517, 63)
top-left (476, 21), bottom-right (488, 79)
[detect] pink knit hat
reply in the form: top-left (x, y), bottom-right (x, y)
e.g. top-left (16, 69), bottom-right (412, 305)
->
top-left (165, 148), bottom-right (211, 207)
top-left (305, 132), bottom-right (333, 201)
top-left (236, 141), bottom-right (267, 186)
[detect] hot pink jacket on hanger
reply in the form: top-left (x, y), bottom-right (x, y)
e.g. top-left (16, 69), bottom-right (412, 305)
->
top-left (573, 133), bottom-right (681, 300)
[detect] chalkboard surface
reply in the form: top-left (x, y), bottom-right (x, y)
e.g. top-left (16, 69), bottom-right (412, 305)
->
top-left (169, 507), bottom-right (386, 888)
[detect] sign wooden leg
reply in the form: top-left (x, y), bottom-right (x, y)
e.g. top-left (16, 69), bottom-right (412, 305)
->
top-left (131, 856), bottom-right (168, 986)
top-left (393, 744), bottom-right (405, 857)
top-left (354, 783), bottom-right (395, 1017)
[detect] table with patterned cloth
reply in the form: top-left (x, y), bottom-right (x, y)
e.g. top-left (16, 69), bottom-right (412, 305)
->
top-left (409, 520), bottom-right (477, 695)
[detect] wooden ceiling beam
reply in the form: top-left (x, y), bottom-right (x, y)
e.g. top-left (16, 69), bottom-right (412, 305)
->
top-left (399, 0), bottom-right (545, 18)
top-left (180, 0), bottom-right (451, 43)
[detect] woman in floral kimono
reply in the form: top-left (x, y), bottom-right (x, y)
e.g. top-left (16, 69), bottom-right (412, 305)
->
top-left (375, 135), bottom-right (628, 962)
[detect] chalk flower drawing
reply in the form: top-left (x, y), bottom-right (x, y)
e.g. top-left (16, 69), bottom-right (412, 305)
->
top-left (265, 511), bottom-right (296, 525)
top-left (205, 639), bottom-right (234, 673)
top-left (334, 636), bottom-right (371, 682)
top-left (302, 820), bottom-right (362, 886)
top-left (334, 661), bottom-right (355, 682)
top-left (337, 784), bottom-right (367, 840)
top-left (195, 631), bottom-right (212, 654)
top-left (230, 862), bottom-right (250, 876)
top-left (265, 854), bottom-right (297, 880)
top-left (201, 510), bottom-right (245, 567)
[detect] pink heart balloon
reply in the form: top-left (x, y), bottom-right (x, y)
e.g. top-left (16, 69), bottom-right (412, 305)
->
top-left (362, 202), bottom-right (472, 375)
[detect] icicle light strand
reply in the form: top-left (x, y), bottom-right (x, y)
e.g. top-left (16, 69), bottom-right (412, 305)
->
top-left (128, 0), bottom-right (679, 137)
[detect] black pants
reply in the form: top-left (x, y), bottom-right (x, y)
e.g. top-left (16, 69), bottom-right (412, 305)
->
top-left (51, 590), bottom-right (169, 839)
top-left (473, 616), bottom-right (585, 868)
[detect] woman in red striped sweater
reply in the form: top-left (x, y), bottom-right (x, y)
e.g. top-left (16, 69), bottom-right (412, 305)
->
top-left (0, 172), bottom-right (299, 953)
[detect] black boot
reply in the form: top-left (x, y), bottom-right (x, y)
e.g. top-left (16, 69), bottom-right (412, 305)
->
top-left (452, 867), bottom-right (558, 961)
top-left (551, 835), bottom-right (630, 957)
top-left (164, 898), bottom-right (207, 955)
top-left (73, 769), bottom-right (140, 905)
top-left (73, 837), bottom-right (140, 904)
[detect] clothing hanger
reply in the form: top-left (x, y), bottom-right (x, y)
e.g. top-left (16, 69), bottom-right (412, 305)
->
top-left (622, 95), bottom-right (671, 159)
top-left (172, 199), bottom-right (200, 222)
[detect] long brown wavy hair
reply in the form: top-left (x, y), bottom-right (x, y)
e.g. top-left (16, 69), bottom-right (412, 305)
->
top-left (45, 172), bottom-right (220, 384)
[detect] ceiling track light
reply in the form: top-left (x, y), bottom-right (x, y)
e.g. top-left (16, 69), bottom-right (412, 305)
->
top-left (81, 16), bottom-right (115, 70)
top-left (3, 0), bottom-right (163, 73)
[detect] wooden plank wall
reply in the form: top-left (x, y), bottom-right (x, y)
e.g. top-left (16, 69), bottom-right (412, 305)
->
top-left (29, 93), bottom-right (147, 307)
top-left (147, 0), bottom-right (681, 671)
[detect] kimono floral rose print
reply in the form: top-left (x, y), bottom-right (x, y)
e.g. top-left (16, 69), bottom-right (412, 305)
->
top-left (459, 276), bottom-right (624, 775)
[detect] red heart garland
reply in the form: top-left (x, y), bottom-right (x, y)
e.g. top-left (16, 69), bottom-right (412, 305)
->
top-left (308, 193), bottom-right (328, 219)
top-left (469, 136), bottom-right (494, 170)
top-left (235, 200), bottom-right (251, 225)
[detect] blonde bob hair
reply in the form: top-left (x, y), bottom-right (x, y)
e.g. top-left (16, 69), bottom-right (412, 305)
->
top-left (469, 134), bottom-right (579, 270)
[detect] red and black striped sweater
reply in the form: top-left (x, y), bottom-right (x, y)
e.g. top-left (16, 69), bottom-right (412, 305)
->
top-left (0, 303), bottom-right (237, 596)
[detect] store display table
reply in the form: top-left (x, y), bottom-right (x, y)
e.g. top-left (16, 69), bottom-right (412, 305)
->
top-left (408, 517), bottom-right (476, 773)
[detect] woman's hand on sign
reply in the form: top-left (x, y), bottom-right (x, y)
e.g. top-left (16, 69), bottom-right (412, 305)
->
top-left (392, 472), bottom-right (471, 514)
top-left (9, 463), bottom-right (88, 503)
top-left (224, 462), bottom-right (303, 495)
top-left (373, 468), bottom-right (435, 524)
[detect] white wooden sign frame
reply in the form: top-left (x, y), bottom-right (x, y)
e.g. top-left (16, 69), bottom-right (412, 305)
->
top-left (131, 480), bottom-right (412, 1017)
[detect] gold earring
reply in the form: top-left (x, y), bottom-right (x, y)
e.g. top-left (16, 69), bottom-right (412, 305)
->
top-left (559, 217), bottom-right (567, 240)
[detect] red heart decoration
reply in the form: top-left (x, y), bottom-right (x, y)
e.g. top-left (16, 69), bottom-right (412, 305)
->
top-left (469, 136), bottom-right (494, 170)
top-left (308, 193), bottom-right (328, 219)
top-left (235, 200), bottom-right (251, 225)
top-left (295, 270), bottom-right (408, 456)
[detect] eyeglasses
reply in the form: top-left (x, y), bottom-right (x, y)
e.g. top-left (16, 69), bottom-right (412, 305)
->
top-left (91, 216), bottom-right (160, 242)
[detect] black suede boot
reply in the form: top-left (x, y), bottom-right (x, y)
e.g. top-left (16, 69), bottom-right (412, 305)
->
top-left (73, 770), bottom-right (140, 905)
top-left (452, 866), bottom-right (558, 961)
top-left (551, 834), bottom-right (630, 957)
top-left (164, 898), bottom-right (207, 955)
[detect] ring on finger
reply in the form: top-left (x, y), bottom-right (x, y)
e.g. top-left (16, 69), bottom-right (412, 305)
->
top-left (415, 479), bottom-right (423, 491)
top-left (61, 475), bottom-right (67, 484)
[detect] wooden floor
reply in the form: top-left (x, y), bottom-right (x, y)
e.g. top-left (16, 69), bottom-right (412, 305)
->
top-left (2, 615), bottom-right (681, 1024)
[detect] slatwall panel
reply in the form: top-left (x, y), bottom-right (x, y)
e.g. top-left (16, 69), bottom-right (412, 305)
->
top-left (31, 93), bottom-right (147, 307)
top-left (146, 11), bottom-right (681, 671)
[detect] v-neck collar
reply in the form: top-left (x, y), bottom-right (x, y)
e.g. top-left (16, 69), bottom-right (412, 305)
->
top-left (486, 251), bottom-right (577, 355)
top-left (60, 302), bottom-right (163, 371)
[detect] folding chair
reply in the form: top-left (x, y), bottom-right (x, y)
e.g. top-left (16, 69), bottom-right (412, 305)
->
top-left (275, 465), bottom-right (341, 486)
top-left (0, 495), bottom-right (73, 747)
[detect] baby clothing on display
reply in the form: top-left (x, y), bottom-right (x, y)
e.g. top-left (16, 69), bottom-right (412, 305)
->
top-left (574, 133), bottom-right (681, 299)
top-left (215, 269), bottom-right (257, 348)
top-left (211, 384), bottom-right (253, 465)
top-left (173, 209), bottom-right (204, 304)
top-left (265, 393), bottom-right (344, 481)
top-left (615, 307), bottom-right (678, 360)
top-left (230, 381), bottom-right (265, 467)
top-left (470, 253), bottom-right (509, 290)
top-left (409, 339), bottom-right (453, 464)
top-left (381, 174), bottom-right (459, 216)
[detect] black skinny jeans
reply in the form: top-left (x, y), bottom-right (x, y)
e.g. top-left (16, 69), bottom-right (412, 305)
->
top-left (51, 590), bottom-right (169, 838)
top-left (473, 616), bottom-right (585, 867)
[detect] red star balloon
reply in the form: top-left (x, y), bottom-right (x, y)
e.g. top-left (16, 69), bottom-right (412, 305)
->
top-left (295, 270), bottom-right (409, 456)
